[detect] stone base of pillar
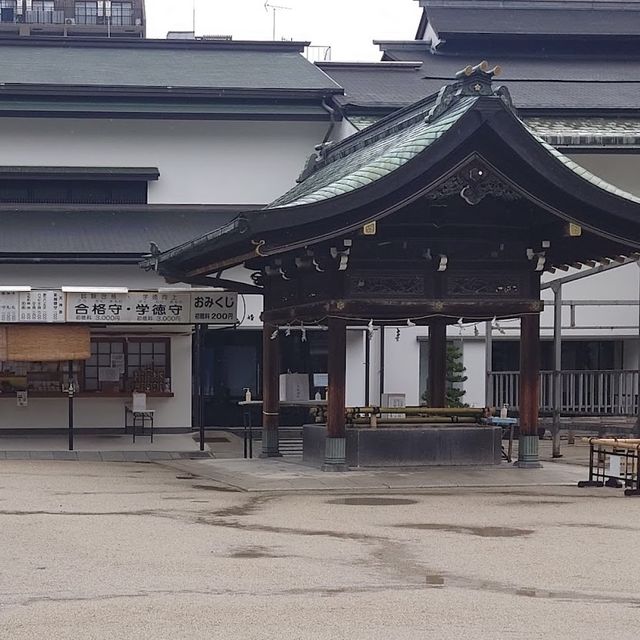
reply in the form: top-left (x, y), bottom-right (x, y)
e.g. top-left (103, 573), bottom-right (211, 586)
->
top-left (515, 434), bottom-right (543, 468)
top-left (321, 437), bottom-right (348, 472)
top-left (259, 429), bottom-right (282, 458)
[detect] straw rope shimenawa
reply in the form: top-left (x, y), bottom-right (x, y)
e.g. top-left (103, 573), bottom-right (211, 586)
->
top-left (0, 325), bottom-right (90, 362)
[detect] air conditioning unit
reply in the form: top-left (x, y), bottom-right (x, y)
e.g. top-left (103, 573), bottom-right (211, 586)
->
top-left (64, 18), bottom-right (75, 25)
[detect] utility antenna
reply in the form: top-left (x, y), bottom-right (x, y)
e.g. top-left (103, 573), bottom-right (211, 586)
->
top-left (264, 1), bottom-right (292, 41)
top-left (192, 0), bottom-right (196, 34)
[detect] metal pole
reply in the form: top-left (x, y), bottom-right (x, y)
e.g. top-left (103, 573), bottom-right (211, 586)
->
top-left (67, 360), bottom-right (74, 451)
top-left (379, 327), bottom-right (385, 400)
top-left (552, 283), bottom-right (563, 457)
top-left (364, 329), bottom-right (371, 407)
top-left (485, 321), bottom-right (493, 408)
top-left (194, 324), bottom-right (206, 452)
top-left (636, 262), bottom-right (640, 437)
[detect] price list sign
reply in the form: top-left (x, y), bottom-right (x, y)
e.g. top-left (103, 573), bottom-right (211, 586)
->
top-left (66, 292), bottom-right (192, 324)
top-left (0, 292), bottom-right (19, 323)
top-left (190, 292), bottom-right (238, 324)
top-left (128, 292), bottom-right (191, 324)
top-left (66, 292), bottom-right (129, 323)
top-left (19, 290), bottom-right (65, 323)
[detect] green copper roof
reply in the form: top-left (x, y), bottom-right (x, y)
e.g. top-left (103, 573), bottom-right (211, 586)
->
top-left (526, 117), bottom-right (640, 147)
top-left (350, 114), bottom-right (640, 150)
top-left (526, 127), bottom-right (640, 205)
top-left (269, 96), bottom-right (477, 208)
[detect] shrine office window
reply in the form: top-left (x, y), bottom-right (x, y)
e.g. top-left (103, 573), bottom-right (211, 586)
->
top-left (83, 338), bottom-right (171, 394)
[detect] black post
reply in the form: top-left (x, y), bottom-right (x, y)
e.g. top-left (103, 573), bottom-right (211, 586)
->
top-left (364, 329), bottom-right (371, 407)
top-left (194, 324), bottom-right (206, 452)
top-left (67, 360), bottom-right (74, 451)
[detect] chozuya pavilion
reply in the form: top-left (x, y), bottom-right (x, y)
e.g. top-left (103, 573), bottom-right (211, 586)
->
top-left (146, 64), bottom-right (640, 471)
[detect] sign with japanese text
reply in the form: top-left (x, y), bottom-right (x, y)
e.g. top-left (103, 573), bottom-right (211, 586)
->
top-left (1, 290), bottom-right (239, 325)
top-left (0, 291), bottom-right (65, 323)
top-left (19, 291), bottom-right (65, 323)
top-left (65, 291), bottom-right (192, 324)
top-left (190, 292), bottom-right (238, 324)
top-left (128, 292), bottom-right (191, 324)
top-left (0, 292), bottom-right (19, 323)
top-left (66, 292), bottom-right (129, 323)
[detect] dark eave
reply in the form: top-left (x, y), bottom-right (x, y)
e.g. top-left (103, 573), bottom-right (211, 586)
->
top-left (0, 36), bottom-right (312, 53)
top-left (149, 83), bottom-right (640, 278)
top-left (0, 166), bottom-right (160, 181)
top-left (0, 203), bottom-right (263, 261)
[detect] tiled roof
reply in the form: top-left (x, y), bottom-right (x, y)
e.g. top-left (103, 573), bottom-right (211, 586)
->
top-left (528, 131), bottom-right (640, 204)
top-left (268, 96), bottom-right (476, 208)
top-left (0, 207), bottom-right (248, 255)
top-left (425, 5), bottom-right (640, 36)
top-left (526, 118), bottom-right (640, 147)
top-left (322, 54), bottom-right (640, 112)
top-left (269, 65), bottom-right (640, 211)
top-left (0, 40), bottom-right (341, 92)
top-left (350, 114), bottom-right (640, 148)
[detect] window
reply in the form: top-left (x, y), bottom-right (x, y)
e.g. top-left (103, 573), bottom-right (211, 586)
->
top-left (75, 1), bottom-right (98, 24)
top-left (30, 1), bottom-right (59, 24)
top-left (0, 179), bottom-right (147, 204)
top-left (0, 0), bottom-right (16, 24)
top-left (110, 1), bottom-right (132, 26)
top-left (85, 338), bottom-right (171, 394)
top-left (32, 1), bottom-right (54, 11)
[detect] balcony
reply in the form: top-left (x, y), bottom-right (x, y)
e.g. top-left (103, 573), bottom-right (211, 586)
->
top-left (490, 370), bottom-right (640, 416)
top-left (24, 10), bottom-right (65, 24)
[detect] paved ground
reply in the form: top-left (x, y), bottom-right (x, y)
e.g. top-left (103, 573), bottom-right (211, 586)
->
top-left (1, 460), bottom-right (639, 639)
top-left (0, 433), bottom-right (211, 461)
top-left (163, 456), bottom-right (588, 492)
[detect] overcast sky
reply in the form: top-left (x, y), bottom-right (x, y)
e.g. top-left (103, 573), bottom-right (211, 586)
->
top-left (145, 0), bottom-right (422, 61)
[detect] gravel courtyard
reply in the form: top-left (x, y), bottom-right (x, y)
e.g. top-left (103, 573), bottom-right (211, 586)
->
top-left (1, 460), bottom-right (639, 639)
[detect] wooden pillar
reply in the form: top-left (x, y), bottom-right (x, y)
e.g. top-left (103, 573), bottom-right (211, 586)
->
top-left (517, 314), bottom-right (542, 467)
top-left (261, 322), bottom-right (281, 457)
top-left (428, 319), bottom-right (447, 407)
top-left (323, 316), bottom-right (348, 471)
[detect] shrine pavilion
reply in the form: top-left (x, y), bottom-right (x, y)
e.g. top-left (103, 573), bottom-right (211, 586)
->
top-left (147, 64), bottom-right (640, 470)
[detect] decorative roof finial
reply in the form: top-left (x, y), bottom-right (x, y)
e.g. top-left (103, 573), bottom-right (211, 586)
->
top-left (454, 61), bottom-right (501, 95)
top-left (426, 61), bottom-right (507, 124)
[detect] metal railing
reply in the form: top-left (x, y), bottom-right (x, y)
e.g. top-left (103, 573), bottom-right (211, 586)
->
top-left (24, 9), bottom-right (65, 23)
top-left (491, 370), bottom-right (640, 416)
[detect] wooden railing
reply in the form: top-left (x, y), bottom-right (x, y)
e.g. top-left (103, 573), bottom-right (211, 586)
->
top-left (490, 370), bottom-right (640, 416)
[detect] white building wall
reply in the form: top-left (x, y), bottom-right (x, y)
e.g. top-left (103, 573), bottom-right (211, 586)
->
top-left (463, 340), bottom-right (486, 408)
top-left (382, 326), bottom-right (422, 406)
top-left (0, 333), bottom-right (192, 429)
top-left (345, 329), bottom-right (366, 406)
top-left (0, 118), bottom-right (328, 205)
top-left (0, 264), bottom-right (195, 429)
top-left (3, 118), bottom-right (640, 424)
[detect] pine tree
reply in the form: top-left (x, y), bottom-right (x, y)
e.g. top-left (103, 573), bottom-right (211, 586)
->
top-left (446, 343), bottom-right (468, 408)
top-left (421, 342), bottom-right (468, 407)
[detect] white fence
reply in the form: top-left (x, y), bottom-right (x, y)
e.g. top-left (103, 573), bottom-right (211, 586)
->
top-left (491, 370), bottom-right (639, 415)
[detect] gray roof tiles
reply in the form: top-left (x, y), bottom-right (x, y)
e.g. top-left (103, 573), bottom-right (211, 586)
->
top-left (320, 55), bottom-right (640, 111)
top-left (425, 6), bottom-right (640, 36)
top-left (0, 41), bottom-right (341, 92)
top-left (0, 208), bottom-right (243, 255)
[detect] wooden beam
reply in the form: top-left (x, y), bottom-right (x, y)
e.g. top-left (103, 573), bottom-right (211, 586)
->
top-left (261, 299), bottom-right (544, 324)
top-left (519, 314), bottom-right (540, 437)
top-left (428, 319), bottom-right (447, 407)
top-left (327, 317), bottom-right (347, 440)
top-left (185, 251), bottom-right (257, 278)
top-left (261, 322), bottom-right (281, 457)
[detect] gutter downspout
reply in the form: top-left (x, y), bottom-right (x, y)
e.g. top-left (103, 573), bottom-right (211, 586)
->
top-left (321, 98), bottom-right (338, 144)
